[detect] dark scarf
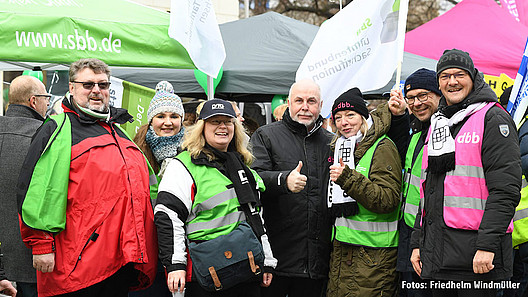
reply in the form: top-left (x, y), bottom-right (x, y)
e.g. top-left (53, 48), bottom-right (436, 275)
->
top-left (205, 143), bottom-right (260, 206)
top-left (205, 143), bottom-right (265, 237)
top-left (145, 126), bottom-right (184, 164)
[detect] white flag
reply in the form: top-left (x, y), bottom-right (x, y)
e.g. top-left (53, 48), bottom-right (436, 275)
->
top-left (296, 0), bottom-right (409, 118)
top-left (169, 0), bottom-right (226, 78)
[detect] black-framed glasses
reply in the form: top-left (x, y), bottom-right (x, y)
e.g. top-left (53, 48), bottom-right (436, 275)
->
top-left (439, 72), bottom-right (467, 82)
top-left (31, 94), bottom-right (52, 102)
top-left (207, 119), bottom-right (235, 126)
top-left (72, 81), bottom-right (111, 90)
top-left (405, 91), bottom-right (431, 104)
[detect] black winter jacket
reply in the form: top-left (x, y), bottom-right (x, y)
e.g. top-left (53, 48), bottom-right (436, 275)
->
top-left (250, 109), bottom-right (333, 279)
top-left (519, 120), bottom-right (528, 180)
top-left (410, 72), bottom-right (521, 281)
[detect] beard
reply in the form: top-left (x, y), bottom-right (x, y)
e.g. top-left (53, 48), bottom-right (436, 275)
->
top-left (293, 111), bottom-right (316, 128)
top-left (87, 103), bottom-right (109, 113)
top-left (83, 98), bottom-right (109, 113)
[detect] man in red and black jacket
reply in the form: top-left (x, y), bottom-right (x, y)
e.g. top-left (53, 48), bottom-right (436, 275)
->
top-left (17, 59), bottom-right (158, 297)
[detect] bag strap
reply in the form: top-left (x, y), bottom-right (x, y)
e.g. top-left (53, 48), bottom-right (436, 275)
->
top-left (240, 204), bottom-right (266, 239)
top-left (208, 266), bottom-right (223, 291)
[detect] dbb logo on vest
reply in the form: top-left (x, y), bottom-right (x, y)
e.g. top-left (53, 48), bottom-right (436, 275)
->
top-left (212, 103), bottom-right (225, 110)
top-left (456, 132), bottom-right (480, 144)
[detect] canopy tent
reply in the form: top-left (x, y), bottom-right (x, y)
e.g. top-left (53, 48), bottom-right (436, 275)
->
top-left (0, 10), bottom-right (437, 102)
top-left (404, 0), bottom-right (528, 78)
top-left (0, 0), bottom-right (195, 69)
top-left (111, 12), bottom-right (438, 100)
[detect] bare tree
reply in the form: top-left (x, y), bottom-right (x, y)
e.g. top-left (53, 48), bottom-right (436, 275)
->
top-left (240, 0), bottom-right (500, 30)
top-left (407, 0), bottom-right (440, 31)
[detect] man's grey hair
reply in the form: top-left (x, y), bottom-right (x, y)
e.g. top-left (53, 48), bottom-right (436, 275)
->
top-left (288, 79), bottom-right (321, 100)
top-left (69, 58), bottom-right (110, 82)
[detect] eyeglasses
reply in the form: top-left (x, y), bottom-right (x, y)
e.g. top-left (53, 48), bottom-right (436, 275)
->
top-left (72, 81), bottom-right (111, 90)
top-left (207, 119), bottom-right (235, 126)
top-left (405, 91), bottom-right (431, 104)
top-left (30, 94), bottom-right (52, 102)
top-left (439, 72), bottom-right (467, 82)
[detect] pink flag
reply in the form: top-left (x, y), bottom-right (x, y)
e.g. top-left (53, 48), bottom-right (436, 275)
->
top-left (500, 0), bottom-right (528, 27)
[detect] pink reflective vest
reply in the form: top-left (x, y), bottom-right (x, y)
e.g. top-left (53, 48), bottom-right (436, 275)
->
top-left (421, 102), bottom-right (513, 232)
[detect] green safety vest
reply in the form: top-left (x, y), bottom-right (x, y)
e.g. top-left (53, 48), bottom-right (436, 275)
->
top-left (21, 113), bottom-right (156, 232)
top-left (334, 135), bottom-right (400, 248)
top-left (177, 151), bottom-right (265, 242)
top-left (401, 132), bottom-right (423, 228)
top-left (513, 178), bottom-right (528, 247)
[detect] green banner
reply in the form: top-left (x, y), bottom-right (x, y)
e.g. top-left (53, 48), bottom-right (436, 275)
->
top-left (0, 0), bottom-right (195, 69)
top-left (120, 81), bottom-right (155, 137)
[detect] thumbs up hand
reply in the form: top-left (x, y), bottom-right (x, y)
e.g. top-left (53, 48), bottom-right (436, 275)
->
top-left (287, 161), bottom-right (307, 193)
top-left (329, 158), bottom-right (346, 182)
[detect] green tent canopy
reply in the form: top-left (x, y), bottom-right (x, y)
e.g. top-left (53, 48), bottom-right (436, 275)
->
top-left (0, 0), bottom-right (195, 69)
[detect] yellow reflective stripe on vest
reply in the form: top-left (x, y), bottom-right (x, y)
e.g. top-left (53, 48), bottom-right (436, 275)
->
top-left (514, 208), bottom-right (528, 222)
top-left (335, 217), bottom-right (398, 233)
top-left (186, 211), bottom-right (246, 234)
top-left (187, 188), bottom-right (237, 222)
top-left (444, 196), bottom-right (486, 210)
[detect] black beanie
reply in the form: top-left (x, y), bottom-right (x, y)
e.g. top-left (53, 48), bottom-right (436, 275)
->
top-left (436, 49), bottom-right (476, 81)
top-left (404, 68), bottom-right (442, 97)
top-left (331, 87), bottom-right (369, 120)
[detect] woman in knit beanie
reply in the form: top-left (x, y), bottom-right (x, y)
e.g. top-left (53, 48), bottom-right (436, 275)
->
top-left (326, 87), bottom-right (402, 297)
top-left (131, 81), bottom-right (184, 297)
top-left (133, 81), bottom-right (185, 174)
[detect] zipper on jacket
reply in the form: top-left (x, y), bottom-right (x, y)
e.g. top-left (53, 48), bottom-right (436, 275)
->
top-left (108, 124), bottom-right (144, 262)
top-left (69, 231), bottom-right (98, 276)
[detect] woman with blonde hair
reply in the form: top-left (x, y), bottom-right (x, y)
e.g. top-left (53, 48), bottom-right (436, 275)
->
top-left (326, 88), bottom-right (402, 297)
top-left (155, 99), bottom-right (276, 297)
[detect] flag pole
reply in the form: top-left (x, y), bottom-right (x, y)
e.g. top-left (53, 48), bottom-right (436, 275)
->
top-left (207, 75), bottom-right (214, 100)
top-left (395, 0), bottom-right (408, 90)
top-left (395, 62), bottom-right (403, 89)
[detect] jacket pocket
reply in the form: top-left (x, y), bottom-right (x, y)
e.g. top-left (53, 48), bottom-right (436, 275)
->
top-left (441, 227), bottom-right (476, 271)
top-left (68, 228), bottom-right (101, 277)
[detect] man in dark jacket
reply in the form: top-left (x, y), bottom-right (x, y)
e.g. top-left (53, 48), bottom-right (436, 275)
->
top-left (389, 68), bottom-right (440, 297)
top-left (250, 79), bottom-right (333, 297)
top-left (0, 75), bottom-right (49, 297)
top-left (410, 49), bottom-right (521, 297)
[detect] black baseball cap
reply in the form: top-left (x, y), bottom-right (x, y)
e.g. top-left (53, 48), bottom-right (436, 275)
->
top-left (198, 99), bottom-right (236, 120)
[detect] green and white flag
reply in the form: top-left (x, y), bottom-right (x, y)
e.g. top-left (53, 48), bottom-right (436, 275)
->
top-left (169, 0), bottom-right (226, 78)
top-left (109, 77), bottom-right (155, 137)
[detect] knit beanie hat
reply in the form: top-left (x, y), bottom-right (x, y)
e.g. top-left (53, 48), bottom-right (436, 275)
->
top-left (404, 68), bottom-right (442, 97)
top-left (436, 49), bottom-right (476, 81)
top-left (331, 87), bottom-right (369, 120)
top-left (155, 80), bottom-right (174, 93)
top-left (147, 90), bottom-right (184, 123)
